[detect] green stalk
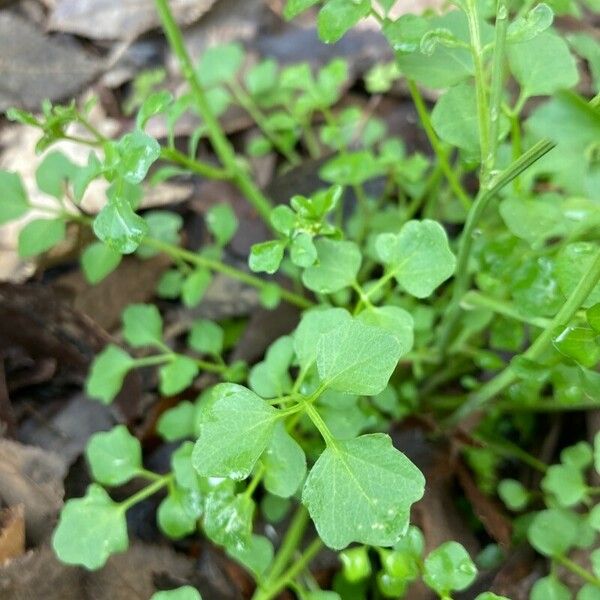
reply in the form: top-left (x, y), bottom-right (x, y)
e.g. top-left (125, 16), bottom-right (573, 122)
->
top-left (253, 538), bottom-right (323, 600)
top-left (119, 475), bottom-right (171, 511)
top-left (256, 505), bottom-right (311, 593)
top-left (160, 147), bottom-right (230, 179)
top-left (142, 237), bottom-right (313, 309)
top-left (153, 0), bottom-right (273, 223)
top-left (486, 0), bottom-right (509, 178)
top-left (438, 92), bottom-right (600, 355)
top-left (465, 0), bottom-right (491, 179)
top-left (447, 250), bottom-right (600, 424)
top-left (556, 555), bottom-right (600, 587)
top-left (407, 79), bottom-right (472, 211)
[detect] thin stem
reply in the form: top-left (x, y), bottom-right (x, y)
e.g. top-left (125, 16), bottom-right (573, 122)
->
top-left (160, 147), bottom-right (230, 179)
top-left (142, 237), bottom-right (313, 309)
top-left (556, 555), bottom-right (600, 587)
top-left (465, 0), bottom-right (491, 179)
top-left (153, 0), bottom-right (273, 224)
top-left (486, 0), bottom-right (509, 177)
top-left (261, 505), bottom-right (311, 586)
top-left (447, 250), bottom-right (600, 424)
top-left (229, 80), bottom-right (301, 165)
top-left (407, 79), bottom-right (472, 211)
top-left (243, 464), bottom-right (265, 499)
top-left (460, 291), bottom-right (551, 329)
top-left (438, 92), bottom-right (600, 355)
top-left (119, 475), bottom-right (171, 511)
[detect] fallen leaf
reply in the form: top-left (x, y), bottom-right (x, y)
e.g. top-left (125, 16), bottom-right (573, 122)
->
top-left (0, 12), bottom-right (101, 112)
top-left (0, 505), bottom-right (25, 565)
top-left (49, 0), bottom-right (218, 41)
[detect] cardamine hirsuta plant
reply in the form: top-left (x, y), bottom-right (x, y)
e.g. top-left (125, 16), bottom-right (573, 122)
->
top-left (1, 0), bottom-right (600, 598)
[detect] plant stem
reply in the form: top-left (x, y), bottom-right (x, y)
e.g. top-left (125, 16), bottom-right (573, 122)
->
top-left (556, 555), bottom-right (600, 587)
top-left (254, 530), bottom-right (323, 600)
top-left (142, 237), bottom-right (313, 309)
top-left (119, 474), bottom-right (171, 511)
top-left (228, 79), bottom-right (301, 165)
top-left (153, 0), bottom-right (273, 224)
top-left (160, 147), bottom-right (231, 179)
top-left (460, 291), bottom-right (551, 329)
top-left (438, 92), bottom-right (600, 356)
top-left (486, 0), bottom-right (509, 178)
top-left (447, 250), bottom-right (600, 424)
top-left (465, 0), bottom-right (491, 180)
top-left (406, 79), bottom-right (472, 211)
top-left (259, 505), bottom-right (311, 589)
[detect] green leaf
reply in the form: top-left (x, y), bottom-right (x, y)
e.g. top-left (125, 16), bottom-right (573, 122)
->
top-left (357, 306), bottom-right (414, 356)
top-left (85, 425), bottom-right (142, 486)
top-left (206, 203), bottom-right (238, 246)
top-left (93, 197), bottom-right (149, 255)
top-left (157, 485), bottom-right (202, 539)
top-left (290, 232), bottom-right (318, 267)
top-left (528, 509), bottom-right (580, 556)
top-left (116, 130), bottom-right (161, 184)
top-left (561, 442), bottom-right (593, 469)
top-left (530, 576), bottom-right (571, 600)
top-left (249, 240), bottom-right (286, 274)
top-left (393, 12), bottom-right (475, 89)
top-left (188, 319), bottom-right (224, 356)
top-left (158, 269), bottom-right (185, 299)
top-left (302, 433), bottom-right (424, 549)
top-left (159, 356), bottom-right (199, 396)
top-left (137, 211), bottom-right (183, 258)
top-left (193, 383), bottom-right (280, 480)
top-left (227, 534), bottom-right (274, 579)
top-left (375, 220), bottom-right (456, 298)
top-left (52, 484), bottom-right (128, 570)
top-left (556, 242), bottom-right (600, 308)
top-left (508, 31), bottom-right (578, 97)
top-left (157, 401), bottom-right (196, 441)
top-left (302, 238), bottom-right (361, 294)
top-left (259, 283), bottom-right (281, 309)
top-left (283, 0), bottom-right (320, 19)
top-left (553, 325), bottom-right (600, 368)
top-left (151, 586), bottom-right (202, 600)
top-left (35, 151), bottom-right (78, 199)
top-left (587, 303), bottom-right (600, 333)
top-left (595, 431), bottom-right (600, 474)
top-left (262, 422), bottom-right (306, 498)
top-left (294, 307), bottom-right (352, 371)
top-left (18, 218), bottom-right (65, 258)
top-left (249, 336), bottom-right (294, 399)
top-left (86, 345), bottom-right (134, 404)
top-left (423, 541), bottom-right (477, 595)
top-left (320, 150), bottom-right (384, 185)
top-left (498, 479), bottom-right (529, 511)
top-left (317, 0), bottom-right (371, 44)
top-left (136, 90), bottom-right (173, 130)
top-left (182, 268), bottom-right (212, 307)
top-left (577, 584), bottom-right (598, 600)
top-left (431, 82), bottom-right (480, 155)
top-left (122, 303), bottom-right (163, 348)
top-left (316, 319), bottom-right (400, 396)
top-left (340, 546), bottom-right (372, 582)
top-left (541, 464), bottom-right (588, 506)
top-left (203, 486), bottom-right (254, 551)
top-left (0, 171), bottom-right (29, 224)
top-left (81, 242), bottom-right (122, 284)
top-left (475, 593), bottom-right (511, 600)
top-left (197, 43), bottom-right (244, 87)
top-left (507, 3), bottom-right (554, 43)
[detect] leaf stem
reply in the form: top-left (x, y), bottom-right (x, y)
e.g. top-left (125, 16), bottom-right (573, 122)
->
top-left (556, 555), bottom-right (600, 587)
top-left (160, 147), bottom-right (231, 179)
top-left (465, 0), bottom-right (491, 179)
top-left (485, 0), bottom-right (509, 178)
top-left (406, 79), bottom-right (472, 211)
top-left (119, 474), bottom-right (171, 511)
top-left (153, 0), bottom-right (273, 224)
top-left (141, 237), bottom-right (313, 309)
top-left (447, 250), bottom-right (600, 424)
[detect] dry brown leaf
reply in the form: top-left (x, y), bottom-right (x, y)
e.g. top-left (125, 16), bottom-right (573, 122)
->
top-left (0, 12), bottom-right (101, 112)
top-left (49, 0), bottom-right (218, 41)
top-left (0, 505), bottom-right (25, 565)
